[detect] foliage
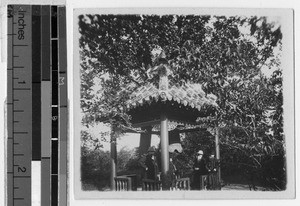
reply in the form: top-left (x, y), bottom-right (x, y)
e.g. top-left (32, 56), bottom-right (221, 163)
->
top-left (81, 143), bottom-right (139, 190)
top-left (78, 14), bottom-right (285, 190)
top-left (117, 147), bottom-right (135, 172)
top-left (182, 130), bottom-right (215, 157)
top-left (124, 147), bottom-right (143, 171)
top-left (81, 130), bottom-right (104, 150)
top-left (220, 125), bottom-right (285, 190)
top-left (81, 145), bottom-right (111, 191)
top-left (79, 15), bottom-right (211, 129)
top-left (78, 15), bottom-right (282, 127)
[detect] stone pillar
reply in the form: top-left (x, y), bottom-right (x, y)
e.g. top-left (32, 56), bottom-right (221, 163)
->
top-left (160, 114), bottom-right (169, 174)
top-left (215, 127), bottom-right (221, 183)
top-left (110, 127), bottom-right (117, 191)
top-left (139, 126), bottom-right (152, 155)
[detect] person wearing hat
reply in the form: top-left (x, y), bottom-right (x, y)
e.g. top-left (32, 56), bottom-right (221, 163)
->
top-left (139, 146), bottom-right (159, 181)
top-left (192, 150), bottom-right (208, 190)
top-left (207, 153), bottom-right (221, 190)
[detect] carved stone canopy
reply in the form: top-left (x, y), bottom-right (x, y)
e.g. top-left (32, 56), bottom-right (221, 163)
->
top-left (125, 50), bottom-right (218, 127)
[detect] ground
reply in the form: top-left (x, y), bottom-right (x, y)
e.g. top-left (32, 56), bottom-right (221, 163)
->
top-left (221, 183), bottom-right (267, 191)
top-left (82, 182), bottom-right (268, 191)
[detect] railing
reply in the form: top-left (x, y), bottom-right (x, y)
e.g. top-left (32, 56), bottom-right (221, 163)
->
top-left (173, 178), bottom-right (190, 190)
top-left (200, 175), bottom-right (208, 190)
top-left (206, 173), bottom-right (221, 190)
top-left (114, 176), bottom-right (132, 191)
top-left (142, 179), bottom-right (162, 191)
top-left (125, 174), bottom-right (138, 191)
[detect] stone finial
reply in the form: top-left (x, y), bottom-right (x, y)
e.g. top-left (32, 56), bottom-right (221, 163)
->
top-left (153, 50), bottom-right (168, 66)
top-left (147, 50), bottom-right (172, 97)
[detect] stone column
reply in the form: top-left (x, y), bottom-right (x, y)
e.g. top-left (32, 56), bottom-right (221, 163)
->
top-left (160, 114), bottom-right (169, 174)
top-left (139, 126), bottom-right (152, 155)
top-left (110, 126), bottom-right (117, 190)
top-left (215, 127), bottom-right (221, 183)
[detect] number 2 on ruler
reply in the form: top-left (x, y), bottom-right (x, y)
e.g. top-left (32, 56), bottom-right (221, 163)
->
top-left (18, 166), bottom-right (26, 173)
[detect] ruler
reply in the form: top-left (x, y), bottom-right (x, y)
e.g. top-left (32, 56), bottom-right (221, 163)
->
top-left (7, 5), bottom-right (32, 206)
top-left (6, 5), bottom-right (67, 206)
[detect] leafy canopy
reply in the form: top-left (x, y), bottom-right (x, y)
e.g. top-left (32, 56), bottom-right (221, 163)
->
top-left (79, 14), bottom-right (282, 131)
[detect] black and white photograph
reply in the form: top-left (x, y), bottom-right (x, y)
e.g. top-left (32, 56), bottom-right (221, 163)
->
top-left (73, 7), bottom-right (294, 199)
top-left (0, 1), bottom-right (298, 206)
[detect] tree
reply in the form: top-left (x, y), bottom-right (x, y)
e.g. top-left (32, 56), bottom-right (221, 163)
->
top-left (79, 14), bottom-right (281, 126)
top-left (81, 146), bottom-right (111, 190)
top-left (78, 14), bottom-right (284, 189)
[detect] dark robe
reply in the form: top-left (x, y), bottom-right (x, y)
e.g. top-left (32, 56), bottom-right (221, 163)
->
top-left (192, 158), bottom-right (208, 190)
top-left (207, 157), bottom-right (219, 190)
top-left (144, 155), bottom-right (158, 180)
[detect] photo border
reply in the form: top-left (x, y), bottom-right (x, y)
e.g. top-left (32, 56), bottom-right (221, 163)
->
top-left (72, 7), bottom-right (295, 200)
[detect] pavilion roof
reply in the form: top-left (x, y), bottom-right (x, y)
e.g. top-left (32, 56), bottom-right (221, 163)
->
top-left (126, 80), bottom-right (218, 112)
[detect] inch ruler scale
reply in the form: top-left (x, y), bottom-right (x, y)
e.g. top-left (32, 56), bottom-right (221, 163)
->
top-left (6, 5), bottom-right (67, 206)
top-left (7, 5), bottom-right (32, 206)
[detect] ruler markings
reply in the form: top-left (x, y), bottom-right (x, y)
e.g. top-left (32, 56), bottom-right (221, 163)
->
top-left (13, 44), bottom-right (29, 47)
top-left (7, 5), bottom-right (32, 206)
top-left (13, 176), bottom-right (30, 178)
top-left (13, 88), bottom-right (31, 90)
top-left (51, 6), bottom-right (59, 206)
top-left (11, 9), bottom-right (15, 206)
top-left (58, 6), bottom-right (67, 206)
